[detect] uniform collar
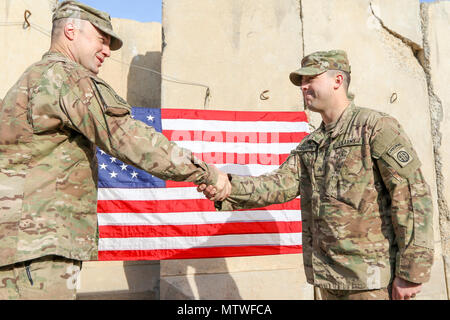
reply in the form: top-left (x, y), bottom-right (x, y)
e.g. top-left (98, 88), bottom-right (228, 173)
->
top-left (42, 51), bottom-right (94, 75)
top-left (329, 101), bottom-right (356, 139)
top-left (43, 50), bottom-right (72, 63)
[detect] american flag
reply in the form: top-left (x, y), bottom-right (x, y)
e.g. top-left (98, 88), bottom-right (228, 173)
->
top-left (96, 107), bottom-right (308, 261)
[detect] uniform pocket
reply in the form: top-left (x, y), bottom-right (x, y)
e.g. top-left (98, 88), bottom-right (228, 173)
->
top-left (410, 181), bottom-right (434, 250)
top-left (90, 76), bottom-right (131, 116)
top-left (326, 140), bottom-right (366, 206)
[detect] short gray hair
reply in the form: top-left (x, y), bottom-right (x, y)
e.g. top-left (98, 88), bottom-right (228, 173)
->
top-left (51, 18), bottom-right (85, 39)
top-left (327, 70), bottom-right (351, 92)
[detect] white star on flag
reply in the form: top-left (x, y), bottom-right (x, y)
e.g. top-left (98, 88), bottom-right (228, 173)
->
top-left (109, 171), bottom-right (117, 178)
top-left (109, 171), bottom-right (118, 178)
top-left (120, 164), bottom-right (128, 171)
top-left (110, 157), bottom-right (117, 163)
top-left (131, 171), bottom-right (138, 179)
top-left (100, 163), bottom-right (108, 170)
top-left (147, 115), bottom-right (154, 122)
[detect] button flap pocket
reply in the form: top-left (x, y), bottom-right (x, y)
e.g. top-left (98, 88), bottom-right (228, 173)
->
top-left (90, 76), bottom-right (131, 116)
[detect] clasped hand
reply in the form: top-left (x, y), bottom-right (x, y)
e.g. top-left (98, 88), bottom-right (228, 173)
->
top-left (199, 170), bottom-right (231, 201)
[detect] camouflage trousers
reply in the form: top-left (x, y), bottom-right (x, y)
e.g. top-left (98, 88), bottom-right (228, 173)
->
top-left (0, 255), bottom-right (82, 300)
top-left (315, 285), bottom-right (392, 300)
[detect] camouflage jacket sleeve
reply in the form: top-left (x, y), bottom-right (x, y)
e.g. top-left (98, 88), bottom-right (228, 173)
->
top-left (215, 152), bottom-right (301, 211)
top-left (371, 116), bottom-right (434, 284)
top-left (58, 71), bottom-right (219, 186)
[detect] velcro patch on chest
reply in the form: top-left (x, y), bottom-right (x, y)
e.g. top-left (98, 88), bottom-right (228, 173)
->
top-left (334, 137), bottom-right (363, 149)
top-left (387, 143), bottom-right (414, 168)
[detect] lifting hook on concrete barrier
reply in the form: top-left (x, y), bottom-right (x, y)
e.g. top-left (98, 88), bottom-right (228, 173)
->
top-left (23, 10), bottom-right (32, 30)
top-left (260, 90), bottom-right (270, 100)
top-left (390, 92), bottom-right (398, 104)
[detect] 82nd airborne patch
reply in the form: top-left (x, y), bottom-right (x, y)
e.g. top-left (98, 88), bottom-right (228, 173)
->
top-left (387, 143), bottom-right (414, 168)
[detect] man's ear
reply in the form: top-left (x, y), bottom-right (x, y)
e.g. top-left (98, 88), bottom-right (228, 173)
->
top-left (334, 73), bottom-right (344, 90)
top-left (64, 22), bottom-right (77, 41)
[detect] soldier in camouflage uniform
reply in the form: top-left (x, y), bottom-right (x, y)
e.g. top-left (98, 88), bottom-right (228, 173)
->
top-left (199, 50), bottom-right (434, 300)
top-left (0, 0), bottom-right (230, 299)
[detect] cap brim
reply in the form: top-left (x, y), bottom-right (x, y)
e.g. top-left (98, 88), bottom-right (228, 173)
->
top-left (109, 35), bottom-right (123, 51)
top-left (289, 67), bottom-right (326, 86)
top-left (92, 22), bottom-right (123, 51)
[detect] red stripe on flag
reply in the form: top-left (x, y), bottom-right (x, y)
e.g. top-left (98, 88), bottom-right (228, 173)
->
top-left (161, 109), bottom-right (308, 122)
top-left (99, 221), bottom-right (302, 238)
top-left (98, 245), bottom-right (303, 261)
top-left (97, 198), bottom-right (301, 214)
top-left (162, 130), bottom-right (308, 144)
top-left (165, 181), bottom-right (197, 188)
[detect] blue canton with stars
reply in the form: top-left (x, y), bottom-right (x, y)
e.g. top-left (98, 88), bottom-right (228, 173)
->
top-left (97, 107), bottom-right (166, 188)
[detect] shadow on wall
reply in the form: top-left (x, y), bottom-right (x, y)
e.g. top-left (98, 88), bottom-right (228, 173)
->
top-left (158, 166), bottom-right (246, 300)
top-left (122, 261), bottom-right (161, 300)
top-left (160, 257), bottom-right (243, 300)
top-left (159, 165), bottom-right (275, 300)
top-left (127, 51), bottom-right (162, 109)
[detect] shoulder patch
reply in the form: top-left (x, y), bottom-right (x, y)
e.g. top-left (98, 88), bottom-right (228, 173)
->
top-left (378, 136), bottom-right (421, 178)
top-left (387, 143), bottom-right (414, 168)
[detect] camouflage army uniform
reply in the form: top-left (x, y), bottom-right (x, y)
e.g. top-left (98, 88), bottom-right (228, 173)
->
top-left (0, 1), bottom-right (219, 299)
top-left (216, 51), bottom-right (434, 293)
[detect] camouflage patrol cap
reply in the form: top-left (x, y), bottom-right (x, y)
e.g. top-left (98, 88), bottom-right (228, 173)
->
top-left (289, 50), bottom-right (351, 86)
top-left (53, 0), bottom-right (123, 51)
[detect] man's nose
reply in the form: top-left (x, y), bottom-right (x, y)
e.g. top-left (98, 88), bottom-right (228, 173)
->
top-left (300, 83), bottom-right (309, 92)
top-left (103, 45), bottom-right (111, 58)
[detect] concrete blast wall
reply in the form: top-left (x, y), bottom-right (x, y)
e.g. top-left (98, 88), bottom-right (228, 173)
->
top-left (1, 0), bottom-right (449, 300)
top-left (161, 0), bottom-right (449, 300)
top-left (423, 1), bottom-right (450, 297)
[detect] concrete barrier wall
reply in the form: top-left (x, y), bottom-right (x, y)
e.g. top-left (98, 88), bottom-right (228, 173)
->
top-left (161, 0), bottom-right (303, 111)
top-left (423, 0), bottom-right (450, 299)
top-left (0, 0), bottom-right (56, 96)
top-left (161, 0), bottom-right (449, 300)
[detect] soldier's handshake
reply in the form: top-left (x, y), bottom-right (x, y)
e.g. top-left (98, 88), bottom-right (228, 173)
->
top-left (197, 172), bottom-right (231, 202)
top-left (208, 171), bottom-right (232, 201)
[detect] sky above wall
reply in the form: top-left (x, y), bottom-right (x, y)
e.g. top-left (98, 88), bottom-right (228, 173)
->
top-left (69, 0), bottom-right (162, 23)
top-left (66, 0), bottom-right (444, 23)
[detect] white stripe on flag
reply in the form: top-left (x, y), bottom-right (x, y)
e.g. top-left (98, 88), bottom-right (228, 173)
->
top-left (99, 187), bottom-right (206, 201)
top-left (176, 140), bottom-right (297, 154)
top-left (217, 164), bottom-right (278, 176)
top-left (98, 233), bottom-right (303, 250)
top-left (98, 210), bottom-right (302, 226)
top-left (162, 119), bottom-right (308, 133)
